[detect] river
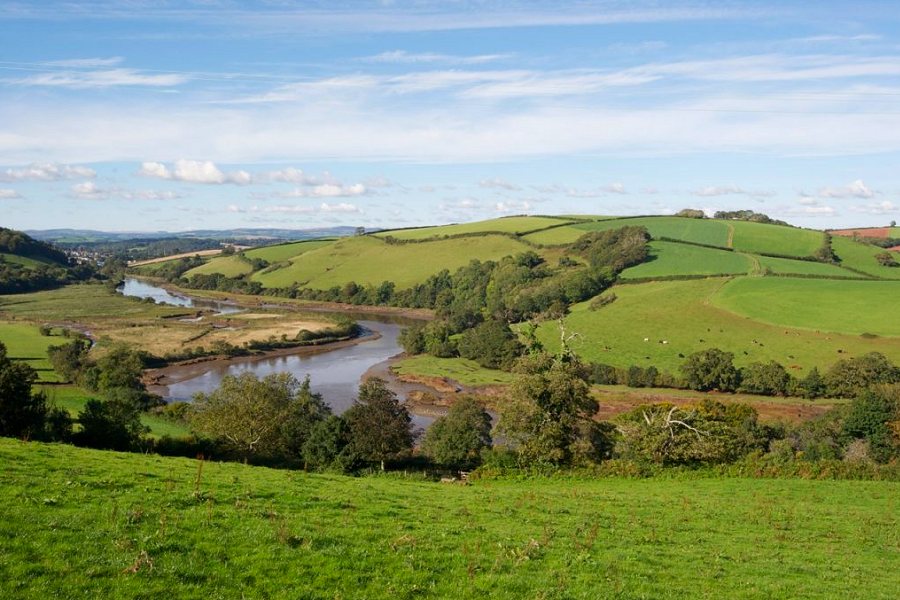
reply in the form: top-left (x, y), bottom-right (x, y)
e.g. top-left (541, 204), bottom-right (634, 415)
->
top-left (119, 278), bottom-right (439, 429)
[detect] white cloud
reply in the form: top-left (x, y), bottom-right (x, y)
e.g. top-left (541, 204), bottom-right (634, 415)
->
top-left (850, 200), bottom-right (896, 215)
top-left (44, 57), bottom-right (124, 68)
top-left (817, 179), bottom-right (876, 199)
top-left (279, 183), bottom-right (368, 198)
top-left (495, 200), bottom-right (531, 213)
top-left (0, 162), bottom-right (95, 182)
top-left (246, 202), bottom-right (360, 214)
top-left (12, 68), bottom-right (188, 89)
top-left (70, 181), bottom-right (105, 199)
top-left (479, 178), bottom-right (521, 191)
top-left (363, 51), bottom-right (510, 65)
top-left (138, 160), bottom-right (251, 185)
top-left (693, 185), bottom-right (775, 198)
top-left (260, 167), bottom-right (318, 185)
top-left (0, 188), bottom-right (21, 199)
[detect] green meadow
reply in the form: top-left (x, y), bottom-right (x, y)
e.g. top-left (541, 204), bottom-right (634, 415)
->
top-left (37, 385), bottom-right (190, 439)
top-left (729, 221), bottom-right (824, 257)
top-left (392, 355), bottom-right (516, 386)
top-left (373, 216), bottom-right (576, 240)
top-left (536, 278), bottom-right (900, 373)
top-left (1, 439), bottom-right (897, 600)
top-left (183, 255), bottom-right (254, 278)
top-left (574, 217), bottom-right (732, 247)
top-left (755, 254), bottom-right (867, 278)
top-left (252, 234), bottom-right (538, 290)
top-left (712, 278), bottom-right (900, 336)
top-left (620, 241), bottom-right (751, 279)
top-left (243, 239), bottom-right (336, 263)
top-left (831, 235), bottom-right (900, 279)
top-left (0, 321), bottom-right (65, 382)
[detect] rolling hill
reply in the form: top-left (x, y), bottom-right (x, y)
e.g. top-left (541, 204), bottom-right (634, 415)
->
top-left (130, 214), bottom-right (900, 373)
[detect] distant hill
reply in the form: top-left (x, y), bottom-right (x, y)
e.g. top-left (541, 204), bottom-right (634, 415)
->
top-left (0, 227), bottom-right (87, 294)
top-left (26, 226), bottom-right (367, 244)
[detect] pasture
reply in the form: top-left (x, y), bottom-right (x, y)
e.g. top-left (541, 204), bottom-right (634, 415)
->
top-left (755, 255), bottom-right (867, 278)
top-left (252, 234), bottom-right (539, 290)
top-left (573, 217), bottom-right (732, 247)
top-left (712, 278), bottom-right (900, 336)
top-left (373, 216), bottom-right (576, 240)
top-left (243, 239), bottom-right (336, 263)
top-left (183, 255), bottom-right (254, 278)
top-left (1, 439), bottom-right (897, 599)
top-left (536, 278), bottom-right (900, 373)
top-left (0, 321), bottom-right (65, 382)
top-left (729, 222), bottom-right (824, 258)
top-left (620, 241), bottom-right (750, 279)
top-left (831, 236), bottom-right (900, 280)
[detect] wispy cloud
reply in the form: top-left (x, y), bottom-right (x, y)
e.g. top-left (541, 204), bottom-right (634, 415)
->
top-left (363, 50), bottom-right (510, 65)
top-left (1, 162), bottom-right (95, 182)
top-left (0, 188), bottom-right (21, 199)
top-left (815, 179), bottom-right (876, 199)
top-left (70, 180), bottom-right (182, 200)
top-left (43, 57), bottom-right (124, 68)
top-left (693, 185), bottom-right (775, 198)
top-left (12, 68), bottom-right (188, 89)
top-left (850, 200), bottom-right (896, 215)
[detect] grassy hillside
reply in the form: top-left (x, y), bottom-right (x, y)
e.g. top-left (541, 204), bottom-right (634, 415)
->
top-left (0, 321), bottom-right (64, 382)
top-left (374, 216), bottom-right (576, 240)
top-left (575, 217), bottom-right (731, 247)
top-left (729, 221), bottom-right (823, 257)
top-left (621, 241), bottom-right (750, 279)
top-left (2, 439), bottom-right (897, 599)
top-left (252, 234), bottom-right (538, 290)
top-left (183, 254), bottom-right (254, 278)
top-left (535, 278), bottom-right (900, 373)
top-left (712, 278), bottom-right (900, 336)
top-left (243, 239), bottom-right (335, 263)
top-left (755, 254), bottom-right (868, 278)
top-left (832, 236), bottom-right (900, 280)
top-left (0, 252), bottom-right (56, 268)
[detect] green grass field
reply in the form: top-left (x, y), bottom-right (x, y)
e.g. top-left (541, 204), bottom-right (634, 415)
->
top-left (374, 216), bottom-right (577, 240)
top-left (573, 217), bottom-right (732, 247)
top-left (729, 222), bottom-right (824, 258)
top-left (536, 278), bottom-right (900, 373)
top-left (253, 235), bottom-right (538, 290)
top-left (392, 355), bottom-right (516, 386)
top-left (521, 225), bottom-right (589, 246)
top-left (0, 252), bottom-right (56, 268)
top-left (712, 278), bottom-right (900, 336)
top-left (38, 385), bottom-right (191, 439)
top-left (1, 440), bottom-right (897, 599)
top-left (0, 285), bottom-right (186, 322)
top-left (0, 321), bottom-right (65, 382)
top-left (832, 236), bottom-right (900, 280)
top-left (243, 239), bottom-right (336, 263)
top-left (755, 255), bottom-right (868, 278)
top-left (621, 241), bottom-right (751, 279)
top-left (183, 255), bottom-right (254, 278)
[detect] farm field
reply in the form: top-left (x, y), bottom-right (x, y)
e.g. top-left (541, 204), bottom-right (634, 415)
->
top-left (243, 239), bottom-right (336, 263)
top-left (534, 278), bottom-right (900, 374)
top-left (183, 254), bottom-right (254, 278)
top-left (712, 278), bottom-right (900, 336)
top-left (0, 252), bottom-right (55, 268)
top-left (373, 216), bottom-right (577, 240)
top-left (252, 234), bottom-right (539, 290)
top-left (392, 355), bottom-right (516, 387)
top-left (620, 241), bottom-right (750, 279)
top-left (573, 216), bottom-right (732, 247)
top-left (130, 249), bottom-right (222, 267)
top-left (831, 235), bottom-right (900, 280)
top-left (729, 221), bottom-right (824, 258)
top-left (0, 321), bottom-right (65, 382)
top-left (2, 439), bottom-right (897, 600)
top-left (755, 254), bottom-right (867, 278)
top-left (38, 385), bottom-right (191, 439)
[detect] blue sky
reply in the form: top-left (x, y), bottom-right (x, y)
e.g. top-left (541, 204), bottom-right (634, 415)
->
top-left (1, 0), bottom-right (899, 231)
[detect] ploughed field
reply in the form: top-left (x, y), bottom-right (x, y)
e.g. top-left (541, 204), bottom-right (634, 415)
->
top-left (136, 215), bottom-right (900, 379)
top-left (2, 438), bottom-right (897, 600)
